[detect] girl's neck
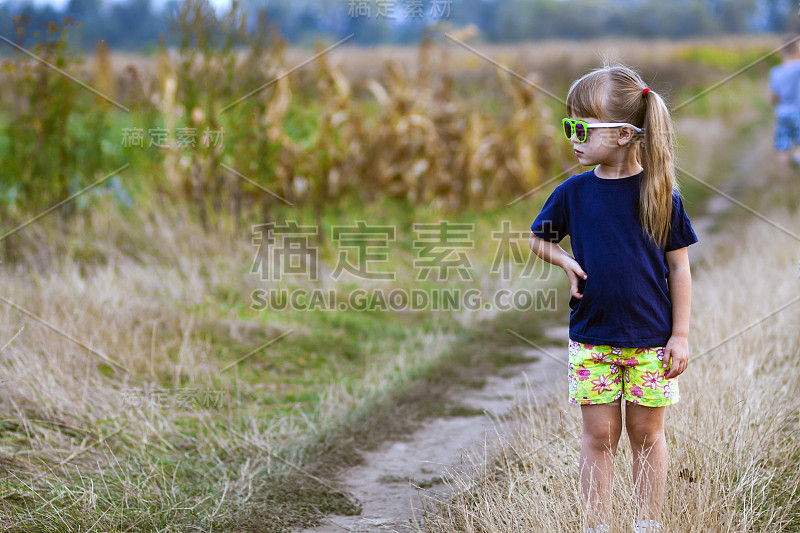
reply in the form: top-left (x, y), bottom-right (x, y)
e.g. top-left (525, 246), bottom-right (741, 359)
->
top-left (594, 153), bottom-right (643, 180)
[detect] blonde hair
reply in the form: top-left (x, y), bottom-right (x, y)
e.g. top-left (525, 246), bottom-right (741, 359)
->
top-left (566, 63), bottom-right (676, 247)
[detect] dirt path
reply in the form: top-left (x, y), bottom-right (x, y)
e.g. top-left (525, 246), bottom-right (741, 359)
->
top-left (301, 325), bottom-right (570, 533)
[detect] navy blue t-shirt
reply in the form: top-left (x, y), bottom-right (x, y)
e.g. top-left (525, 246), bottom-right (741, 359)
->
top-left (530, 168), bottom-right (698, 348)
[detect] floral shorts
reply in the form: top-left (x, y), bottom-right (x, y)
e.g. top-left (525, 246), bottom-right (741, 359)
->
top-left (568, 339), bottom-right (679, 407)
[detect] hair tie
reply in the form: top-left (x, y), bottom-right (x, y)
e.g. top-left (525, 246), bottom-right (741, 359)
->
top-left (642, 87), bottom-right (650, 97)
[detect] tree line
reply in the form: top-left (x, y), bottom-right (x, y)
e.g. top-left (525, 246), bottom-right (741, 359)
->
top-left (0, 0), bottom-right (798, 50)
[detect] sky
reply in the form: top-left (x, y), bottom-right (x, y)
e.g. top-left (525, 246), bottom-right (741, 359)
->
top-left (12, 0), bottom-right (233, 10)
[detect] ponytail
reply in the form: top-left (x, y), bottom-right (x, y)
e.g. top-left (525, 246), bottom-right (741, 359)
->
top-left (640, 88), bottom-right (676, 247)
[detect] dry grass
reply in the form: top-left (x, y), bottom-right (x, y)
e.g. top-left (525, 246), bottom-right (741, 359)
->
top-left (0, 200), bottom-right (468, 530)
top-left (0, 193), bottom-right (556, 530)
top-left (0, 204), bottom-right (259, 529)
top-left (419, 204), bottom-right (800, 532)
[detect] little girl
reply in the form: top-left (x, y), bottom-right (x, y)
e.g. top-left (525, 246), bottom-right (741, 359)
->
top-left (529, 64), bottom-right (698, 533)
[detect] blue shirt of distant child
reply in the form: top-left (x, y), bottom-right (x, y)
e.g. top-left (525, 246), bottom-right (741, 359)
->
top-left (770, 59), bottom-right (800, 118)
top-left (530, 168), bottom-right (698, 348)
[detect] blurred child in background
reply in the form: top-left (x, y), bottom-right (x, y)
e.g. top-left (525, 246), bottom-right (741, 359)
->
top-left (769, 34), bottom-right (800, 168)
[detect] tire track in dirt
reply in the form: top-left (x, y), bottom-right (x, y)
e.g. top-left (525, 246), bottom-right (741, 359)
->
top-left (300, 325), bottom-right (570, 533)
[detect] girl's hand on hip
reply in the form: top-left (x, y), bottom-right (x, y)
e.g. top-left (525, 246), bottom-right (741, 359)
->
top-left (664, 335), bottom-right (689, 379)
top-left (561, 258), bottom-right (587, 299)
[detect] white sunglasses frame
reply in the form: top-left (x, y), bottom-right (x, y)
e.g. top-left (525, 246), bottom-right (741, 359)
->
top-left (582, 122), bottom-right (643, 132)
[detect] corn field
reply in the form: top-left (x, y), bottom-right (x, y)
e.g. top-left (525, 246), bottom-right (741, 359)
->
top-left (0, 1), bottom-right (571, 244)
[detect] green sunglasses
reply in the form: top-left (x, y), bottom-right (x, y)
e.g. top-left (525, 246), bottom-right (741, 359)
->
top-left (562, 118), bottom-right (643, 143)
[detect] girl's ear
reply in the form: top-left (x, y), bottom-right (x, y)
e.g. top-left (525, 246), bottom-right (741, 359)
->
top-left (617, 126), bottom-right (637, 146)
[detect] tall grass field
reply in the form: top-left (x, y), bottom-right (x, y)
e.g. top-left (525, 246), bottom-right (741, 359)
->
top-left (0, 2), bottom-right (796, 529)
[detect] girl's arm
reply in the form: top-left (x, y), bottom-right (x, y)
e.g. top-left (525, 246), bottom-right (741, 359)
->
top-left (529, 232), bottom-right (587, 299)
top-left (664, 247), bottom-right (692, 379)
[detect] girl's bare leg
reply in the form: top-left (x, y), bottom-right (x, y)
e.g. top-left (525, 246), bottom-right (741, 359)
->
top-left (579, 399), bottom-right (623, 525)
top-left (625, 403), bottom-right (668, 521)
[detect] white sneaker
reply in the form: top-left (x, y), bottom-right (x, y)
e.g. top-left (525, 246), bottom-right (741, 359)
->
top-left (633, 519), bottom-right (662, 532)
